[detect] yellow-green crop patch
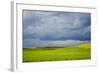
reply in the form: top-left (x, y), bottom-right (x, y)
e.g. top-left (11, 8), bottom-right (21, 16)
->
top-left (23, 43), bottom-right (91, 62)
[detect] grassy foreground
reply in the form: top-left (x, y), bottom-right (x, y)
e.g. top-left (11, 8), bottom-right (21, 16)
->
top-left (23, 43), bottom-right (91, 62)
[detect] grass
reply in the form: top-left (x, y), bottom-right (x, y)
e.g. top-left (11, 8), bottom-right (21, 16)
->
top-left (23, 43), bottom-right (91, 62)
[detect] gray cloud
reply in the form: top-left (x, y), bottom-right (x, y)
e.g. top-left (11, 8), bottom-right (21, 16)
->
top-left (23, 10), bottom-right (91, 48)
top-left (23, 39), bottom-right (89, 48)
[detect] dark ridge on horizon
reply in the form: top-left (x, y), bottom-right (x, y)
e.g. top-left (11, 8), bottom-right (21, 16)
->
top-left (23, 42), bottom-right (90, 49)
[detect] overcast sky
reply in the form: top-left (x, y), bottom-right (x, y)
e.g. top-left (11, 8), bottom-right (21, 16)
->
top-left (23, 10), bottom-right (91, 48)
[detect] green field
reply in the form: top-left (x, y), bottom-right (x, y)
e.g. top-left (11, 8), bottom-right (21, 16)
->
top-left (23, 43), bottom-right (91, 62)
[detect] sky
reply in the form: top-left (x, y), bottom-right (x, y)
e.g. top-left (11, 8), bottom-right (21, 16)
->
top-left (23, 10), bottom-right (91, 48)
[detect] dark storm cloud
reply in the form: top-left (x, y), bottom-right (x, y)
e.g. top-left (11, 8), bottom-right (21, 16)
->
top-left (23, 10), bottom-right (91, 48)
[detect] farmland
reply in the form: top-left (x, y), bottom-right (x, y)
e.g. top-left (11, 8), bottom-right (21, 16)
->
top-left (23, 43), bottom-right (91, 62)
